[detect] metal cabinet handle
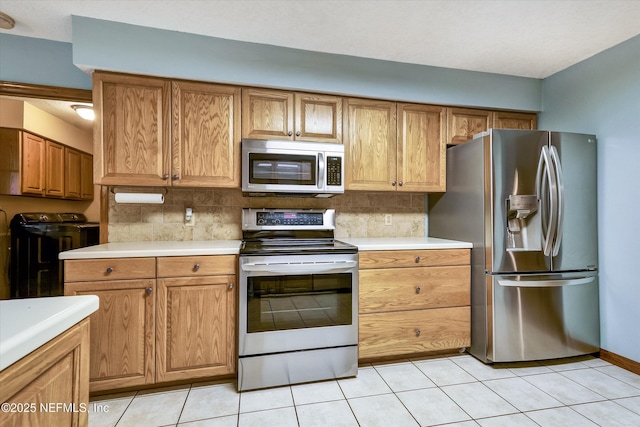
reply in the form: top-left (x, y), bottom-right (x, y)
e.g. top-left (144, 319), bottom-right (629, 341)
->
top-left (162, 174), bottom-right (169, 180)
top-left (399, 181), bottom-right (403, 186)
top-left (296, 131), bottom-right (301, 137)
top-left (415, 329), bottom-right (421, 337)
top-left (146, 287), bottom-right (153, 295)
top-left (193, 263), bottom-right (200, 272)
top-left (172, 174), bottom-right (179, 180)
top-left (106, 267), bottom-right (114, 274)
top-left (415, 256), bottom-right (421, 263)
top-left (415, 286), bottom-right (421, 294)
top-left (287, 131), bottom-right (293, 136)
top-left (228, 283), bottom-right (234, 290)
top-left (392, 181), bottom-right (397, 186)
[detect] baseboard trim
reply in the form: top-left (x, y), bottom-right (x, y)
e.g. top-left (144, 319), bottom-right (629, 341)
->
top-left (599, 349), bottom-right (640, 375)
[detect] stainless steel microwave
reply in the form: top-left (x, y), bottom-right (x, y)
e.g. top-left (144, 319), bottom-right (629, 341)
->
top-left (241, 139), bottom-right (344, 197)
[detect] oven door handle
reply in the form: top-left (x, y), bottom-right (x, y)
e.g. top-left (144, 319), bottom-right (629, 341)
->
top-left (241, 260), bottom-right (358, 274)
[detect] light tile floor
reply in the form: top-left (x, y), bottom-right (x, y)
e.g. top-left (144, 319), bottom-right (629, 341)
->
top-left (89, 354), bottom-right (640, 427)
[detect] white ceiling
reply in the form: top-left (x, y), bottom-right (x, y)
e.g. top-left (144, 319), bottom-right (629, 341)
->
top-left (1, 0), bottom-right (639, 79)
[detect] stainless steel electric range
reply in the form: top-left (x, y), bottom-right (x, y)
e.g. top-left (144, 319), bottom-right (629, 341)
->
top-left (238, 208), bottom-right (358, 391)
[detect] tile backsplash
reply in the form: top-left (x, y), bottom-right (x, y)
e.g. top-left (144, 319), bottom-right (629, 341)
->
top-left (107, 188), bottom-right (426, 242)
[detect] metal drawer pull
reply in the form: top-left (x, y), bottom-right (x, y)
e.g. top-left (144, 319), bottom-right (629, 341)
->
top-left (415, 286), bottom-right (421, 294)
top-left (106, 267), bottom-right (114, 274)
top-left (415, 329), bottom-right (421, 337)
top-left (146, 287), bottom-right (153, 295)
top-left (193, 263), bottom-right (200, 272)
top-left (415, 256), bottom-right (421, 263)
top-left (228, 283), bottom-right (234, 290)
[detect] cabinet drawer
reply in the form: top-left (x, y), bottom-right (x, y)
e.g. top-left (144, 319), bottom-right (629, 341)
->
top-left (157, 255), bottom-right (236, 277)
top-left (359, 266), bottom-right (470, 313)
top-left (65, 258), bottom-right (156, 282)
top-left (359, 306), bottom-right (470, 359)
top-left (359, 249), bottom-right (469, 269)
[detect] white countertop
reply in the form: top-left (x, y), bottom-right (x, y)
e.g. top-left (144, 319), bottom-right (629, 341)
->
top-left (59, 240), bottom-right (242, 259)
top-left (58, 237), bottom-right (470, 260)
top-left (341, 237), bottom-right (472, 251)
top-left (0, 295), bottom-right (99, 371)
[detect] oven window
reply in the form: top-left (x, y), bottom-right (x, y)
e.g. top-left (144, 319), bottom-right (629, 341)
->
top-left (247, 273), bottom-right (352, 332)
top-left (249, 153), bottom-right (316, 185)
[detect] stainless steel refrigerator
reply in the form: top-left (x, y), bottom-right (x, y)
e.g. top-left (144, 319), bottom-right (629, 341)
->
top-left (429, 129), bottom-right (599, 363)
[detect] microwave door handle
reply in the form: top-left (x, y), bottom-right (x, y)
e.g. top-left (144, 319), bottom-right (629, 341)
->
top-left (318, 152), bottom-right (325, 190)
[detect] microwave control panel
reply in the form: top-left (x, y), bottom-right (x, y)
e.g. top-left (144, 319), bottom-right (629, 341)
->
top-left (326, 156), bottom-right (342, 186)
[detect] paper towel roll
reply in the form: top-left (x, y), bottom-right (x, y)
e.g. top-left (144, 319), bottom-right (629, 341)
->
top-left (114, 192), bottom-right (165, 204)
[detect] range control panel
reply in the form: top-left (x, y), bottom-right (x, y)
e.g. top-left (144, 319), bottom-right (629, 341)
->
top-left (256, 211), bottom-right (324, 226)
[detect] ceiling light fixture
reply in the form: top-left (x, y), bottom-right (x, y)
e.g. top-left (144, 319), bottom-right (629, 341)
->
top-left (71, 105), bottom-right (95, 121)
top-left (0, 12), bottom-right (15, 30)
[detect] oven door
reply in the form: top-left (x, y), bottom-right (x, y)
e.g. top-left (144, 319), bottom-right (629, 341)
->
top-left (239, 253), bottom-right (358, 356)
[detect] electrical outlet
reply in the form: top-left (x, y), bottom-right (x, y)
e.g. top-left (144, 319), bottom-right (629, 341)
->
top-left (384, 214), bottom-right (392, 226)
top-left (185, 207), bottom-right (194, 227)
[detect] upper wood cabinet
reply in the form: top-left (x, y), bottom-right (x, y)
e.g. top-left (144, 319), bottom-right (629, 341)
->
top-left (344, 100), bottom-right (446, 192)
top-left (397, 103), bottom-right (446, 192)
top-left (172, 81), bottom-right (241, 187)
top-left (45, 140), bottom-right (65, 198)
top-left (65, 147), bottom-right (94, 200)
top-left (343, 98), bottom-right (397, 191)
top-left (0, 128), bottom-right (91, 199)
top-left (94, 72), bottom-right (171, 186)
top-left (94, 72), bottom-right (241, 187)
top-left (446, 107), bottom-right (492, 146)
top-left (21, 131), bottom-right (46, 195)
top-left (447, 108), bottom-right (538, 145)
top-left (242, 88), bottom-right (342, 143)
top-left (493, 111), bottom-right (537, 130)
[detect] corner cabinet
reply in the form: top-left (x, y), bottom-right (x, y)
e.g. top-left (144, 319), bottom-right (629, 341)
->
top-left (242, 88), bottom-right (342, 143)
top-left (93, 72), bottom-right (241, 187)
top-left (358, 249), bottom-right (471, 360)
top-left (344, 99), bottom-right (446, 192)
top-left (64, 254), bottom-right (237, 393)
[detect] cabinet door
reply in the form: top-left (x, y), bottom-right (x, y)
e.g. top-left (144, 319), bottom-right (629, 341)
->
top-left (64, 279), bottom-right (156, 393)
top-left (21, 132), bottom-right (45, 195)
top-left (446, 107), bottom-right (492, 145)
top-left (493, 111), bottom-right (537, 130)
top-left (295, 93), bottom-right (343, 143)
top-left (64, 147), bottom-right (82, 199)
top-left (156, 275), bottom-right (236, 382)
top-left (45, 141), bottom-right (65, 197)
top-left (344, 98), bottom-right (397, 191)
top-left (80, 152), bottom-right (94, 200)
top-left (397, 103), bottom-right (446, 192)
top-left (172, 81), bottom-right (241, 187)
top-left (241, 88), bottom-right (294, 140)
top-left (94, 72), bottom-right (171, 186)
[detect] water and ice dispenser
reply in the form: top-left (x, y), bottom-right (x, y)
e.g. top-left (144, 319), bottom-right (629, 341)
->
top-left (506, 194), bottom-right (541, 251)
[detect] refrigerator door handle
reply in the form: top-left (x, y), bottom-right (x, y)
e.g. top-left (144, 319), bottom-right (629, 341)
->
top-left (497, 277), bottom-right (595, 288)
top-left (549, 146), bottom-right (564, 256)
top-left (535, 146), bottom-right (557, 256)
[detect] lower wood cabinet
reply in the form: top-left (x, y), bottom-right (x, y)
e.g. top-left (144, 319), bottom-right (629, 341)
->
top-left (64, 278), bottom-right (156, 393)
top-left (156, 255), bottom-right (237, 382)
top-left (64, 255), bottom-right (236, 393)
top-left (358, 249), bottom-right (471, 360)
top-left (0, 319), bottom-right (90, 427)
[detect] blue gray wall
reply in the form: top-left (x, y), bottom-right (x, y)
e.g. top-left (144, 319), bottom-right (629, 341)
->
top-left (539, 35), bottom-right (640, 363)
top-left (0, 34), bottom-right (91, 89)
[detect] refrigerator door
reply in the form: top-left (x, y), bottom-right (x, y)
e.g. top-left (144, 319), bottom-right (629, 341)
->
top-left (489, 272), bottom-right (600, 362)
top-left (549, 132), bottom-right (598, 271)
top-left (490, 130), bottom-right (550, 273)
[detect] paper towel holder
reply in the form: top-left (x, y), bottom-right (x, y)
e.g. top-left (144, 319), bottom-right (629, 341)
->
top-left (109, 186), bottom-right (168, 195)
